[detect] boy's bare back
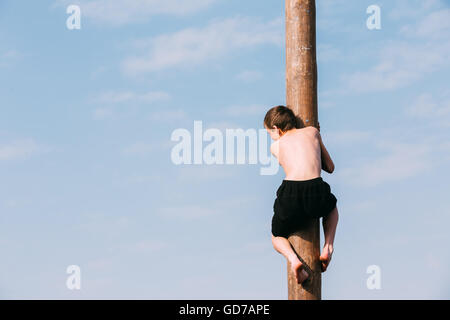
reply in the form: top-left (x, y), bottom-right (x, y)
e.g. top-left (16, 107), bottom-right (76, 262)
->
top-left (271, 127), bottom-right (334, 180)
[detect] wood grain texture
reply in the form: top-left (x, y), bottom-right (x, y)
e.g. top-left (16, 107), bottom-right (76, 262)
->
top-left (285, 0), bottom-right (321, 300)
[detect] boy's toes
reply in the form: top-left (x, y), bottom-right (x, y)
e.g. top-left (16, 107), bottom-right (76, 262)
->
top-left (298, 269), bottom-right (309, 284)
top-left (319, 255), bottom-right (330, 272)
top-left (292, 264), bottom-right (309, 284)
top-left (319, 256), bottom-right (326, 272)
top-left (291, 260), bottom-right (309, 284)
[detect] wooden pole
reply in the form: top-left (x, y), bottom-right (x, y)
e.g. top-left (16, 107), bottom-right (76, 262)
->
top-left (285, 0), bottom-right (321, 300)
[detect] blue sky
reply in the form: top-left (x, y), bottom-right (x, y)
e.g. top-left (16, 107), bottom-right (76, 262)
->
top-left (0, 0), bottom-right (449, 299)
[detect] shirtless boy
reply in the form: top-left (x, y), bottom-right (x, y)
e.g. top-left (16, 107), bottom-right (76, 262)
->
top-left (264, 105), bottom-right (339, 284)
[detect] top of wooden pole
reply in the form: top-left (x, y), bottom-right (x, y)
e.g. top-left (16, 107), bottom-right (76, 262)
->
top-left (286, 0), bottom-right (318, 128)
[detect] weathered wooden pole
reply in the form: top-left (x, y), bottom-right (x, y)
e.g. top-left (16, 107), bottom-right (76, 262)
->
top-left (285, 0), bottom-right (321, 300)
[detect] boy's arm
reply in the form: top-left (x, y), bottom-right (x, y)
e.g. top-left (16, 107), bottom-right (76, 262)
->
top-left (317, 127), bottom-right (334, 174)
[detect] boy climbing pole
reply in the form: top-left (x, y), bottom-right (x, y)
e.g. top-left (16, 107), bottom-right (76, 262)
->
top-left (264, 106), bottom-right (339, 284)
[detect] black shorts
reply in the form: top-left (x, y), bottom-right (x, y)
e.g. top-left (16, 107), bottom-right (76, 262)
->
top-left (271, 177), bottom-right (337, 238)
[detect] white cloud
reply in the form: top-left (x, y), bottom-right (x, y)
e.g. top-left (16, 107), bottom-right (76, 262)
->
top-left (0, 139), bottom-right (43, 161)
top-left (316, 0), bottom-right (360, 34)
top-left (345, 200), bottom-right (377, 214)
top-left (342, 8), bottom-right (450, 93)
top-left (406, 93), bottom-right (450, 118)
top-left (79, 214), bottom-right (132, 236)
top-left (92, 107), bottom-right (114, 119)
top-left (91, 91), bottom-right (172, 120)
top-left (90, 66), bottom-right (108, 79)
top-left (95, 90), bottom-right (170, 104)
top-left (158, 204), bottom-right (219, 220)
top-left (122, 142), bottom-right (154, 156)
top-left (1, 50), bottom-right (21, 59)
top-left (156, 195), bottom-right (256, 220)
top-left (405, 93), bottom-right (450, 128)
top-left (388, 0), bottom-right (443, 20)
top-left (55, 0), bottom-right (217, 25)
top-left (202, 121), bottom-right (242, 132)
top-left (148, 109), bottom-right (188, 122)
top-left (122, 16), bottom-right (283, 74)
top-left (235, 70), bottom-right (263, 83)
top-left (86, 258), bottom-right (113, 270)
top-left (400, 8), bottom-right (450, 39)
top-left (317, 44), bottom-right (341, 63)
top-left (223, 104), bottom-right (267, 117)
top-left (343, 40), bottom-right (450, 93)
top-left (324, 130), bottom-right (372, 146)
top-left (176, 165), bottom-right (235, 183)
top-left (0, 50), bottom-right (22, 67)
top-left (119, 240), bottom-right (169, 254)
top-left (338, 141), bottom-right (435, 187)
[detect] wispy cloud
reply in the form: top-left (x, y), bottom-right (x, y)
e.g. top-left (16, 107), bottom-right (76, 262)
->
top-left (91, 91), bottom-right (172, 120)
top-left (78, 214), bottom-right (132, 237)
top-left (156, 195), bottom-right (257, 220)
top-left (235, 70), bottom-right (263, 83)
top-left (316, 0), bottom-right (359, 33)
top-left (222, 104), bottom-right (267, 117)
top-left (122, 142), bottom-right (154, 156)
top-left (338, 141), bottom-right (436, 187)
top-left (317, 44), bottom-right (342, 63)
top-left (148, 109), bottom-right (188, 122)
top-left (388, 0), bottom-right (444, 20)
top-left (0, 50), bottom-right (22, 67)
top-left (176, 165), bottom-right (235, 183)
top-left (343, 40), bottom-right (450, 93)
top-left (117, 240), bottom-right (169, 254)
top-left (92, 107), bottom-right (114, 120)
top-left (0, 139), bottom-right (44, 161)
top-left (400, 8), bottom-right (450, 39)
top-left (158, 204), bottom-right (220, 220)
top-left (405, 93), bottom-right (450, 128)
top-left (324, 130), bottom-right (372, 146)
top-left (341, 7), bottom-right (450, 93)
top-left (201, 121), bottom-right (242, 132)
top-left (95, 90), bottom-right (171, 104)
top-left (122, 16), bottom-right (283, 74)
top-left (55, 0), bottom-right (217, 25)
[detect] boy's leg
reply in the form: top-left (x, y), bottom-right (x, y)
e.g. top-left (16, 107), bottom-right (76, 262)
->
top-left (271, 235), bottom-right (309, 284)
top-left (320, 206), bottom-right (339, 272)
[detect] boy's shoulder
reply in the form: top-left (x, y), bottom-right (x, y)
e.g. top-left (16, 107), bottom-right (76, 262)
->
top-left (270, 140), bottom-right (279, 157)
top-left (287, 127), bottom-right (320, 143)
top-left (270, 139), bottom-right (279, 149)
top-left (302, 126), bottom-right (320, 138)
top-left (291, 126), bottom-right (319, 136)
top-left (303, 126), bottom-right (319, 133)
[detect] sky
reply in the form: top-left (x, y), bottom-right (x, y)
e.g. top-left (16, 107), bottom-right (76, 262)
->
top-left (0, 0), bottom-right (449, 299)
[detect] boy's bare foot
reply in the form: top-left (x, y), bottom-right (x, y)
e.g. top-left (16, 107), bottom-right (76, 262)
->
top-left (319, 244), bottom-right (334, 272)
top-left (289, 257), bottom-right (309, 284)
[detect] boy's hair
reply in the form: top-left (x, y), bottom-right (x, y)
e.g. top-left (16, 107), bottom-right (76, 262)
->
top-left (264, 105), bottom-right (298, 132)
